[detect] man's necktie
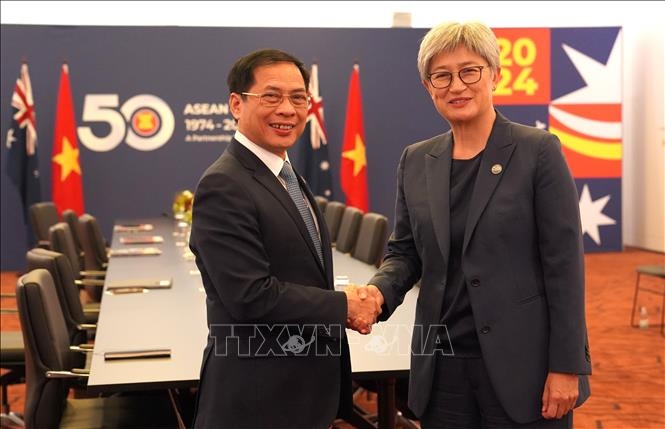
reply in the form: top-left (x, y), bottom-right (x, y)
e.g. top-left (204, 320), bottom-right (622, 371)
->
top-left (279, 161), bottom-right (324, 265)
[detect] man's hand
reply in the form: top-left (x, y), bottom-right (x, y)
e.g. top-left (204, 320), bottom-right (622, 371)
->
top-left (541, 372), bottom-right (579, 419)
top-left (344, 284), bottom-right (383, 334)
top-left (356, 284), bottom-right (384, 309)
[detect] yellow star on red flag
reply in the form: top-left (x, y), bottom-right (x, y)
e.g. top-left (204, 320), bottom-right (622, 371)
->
top-left (342, 134), bottom-right (366, 176)
top-left (52, 136), bottom-right (81, 181)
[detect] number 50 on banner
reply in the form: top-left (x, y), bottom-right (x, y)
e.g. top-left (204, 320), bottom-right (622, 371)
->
top-left (492, 28), bottom-right (550, 105)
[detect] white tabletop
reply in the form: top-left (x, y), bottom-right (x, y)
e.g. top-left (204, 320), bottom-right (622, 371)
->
top-left (87, 217), bottom-right (417, 393)
top-left (87, 217), bottom-right (207, 393)
top-left (332, 249), bottom-right (418, 376)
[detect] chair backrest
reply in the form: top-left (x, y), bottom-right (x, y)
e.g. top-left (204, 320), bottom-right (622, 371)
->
top-left (324, 201), bottom-right (346, 243)
top-left (314, 196), bottom-right (328, 214)
top-left (49, 222), bottom-right (83, 276)
top-left (17, 269), bottom-right (75, 428)
top-left (26, 248), bottom-right (88, 336)
top-left (335, 206), bottom-right (363, 254)
top-left (79, 213), bottom-right (108, 271)
top-left (352, 212), bottom-right (388, 267)
top-left (29, 202), bottom-right (59, 246)
top-left (61, 209), bottom-right (84, 256)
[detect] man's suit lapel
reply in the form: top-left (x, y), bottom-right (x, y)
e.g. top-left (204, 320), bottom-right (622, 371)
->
top-left (228, 140), bottom-right (327, 275)
top-left (426, 134), bottom-right (453, 266)
top-left (463, 113), bottom-right (516, 253)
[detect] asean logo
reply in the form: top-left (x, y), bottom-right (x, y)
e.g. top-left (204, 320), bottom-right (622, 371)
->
top-left (130, 107), bottom-right (161, 138)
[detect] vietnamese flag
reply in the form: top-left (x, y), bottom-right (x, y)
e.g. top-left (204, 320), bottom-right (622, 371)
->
top-left (52, 63), bottom-right (84, 215)
top-left (340, 64), bottom-right (369, 212)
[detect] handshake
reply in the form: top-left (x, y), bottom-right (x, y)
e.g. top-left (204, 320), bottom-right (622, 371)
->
top-left (344, 284), bottom-right (384, 335)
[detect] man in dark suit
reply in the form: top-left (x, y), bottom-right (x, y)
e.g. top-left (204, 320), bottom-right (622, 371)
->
top-left (189, 49), bottom-right (380, 429)
top-left (357, 22), bottom-right (591, 428)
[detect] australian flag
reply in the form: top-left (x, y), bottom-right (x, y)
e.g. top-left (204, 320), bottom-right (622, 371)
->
top-left (296, 63), bottom-right (333, 198)
top-left (6, 63), bottom-right (41, 221)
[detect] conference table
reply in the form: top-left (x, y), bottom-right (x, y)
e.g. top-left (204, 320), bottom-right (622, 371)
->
top-left (87, 216), bottom-right (418, 428)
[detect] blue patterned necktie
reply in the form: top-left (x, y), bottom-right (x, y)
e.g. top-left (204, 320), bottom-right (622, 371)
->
top-left (280, 161), bottom-right (323, 265)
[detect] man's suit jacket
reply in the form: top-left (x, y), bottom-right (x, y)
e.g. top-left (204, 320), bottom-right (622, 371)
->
top-left (370, 111), bottom-right (591, 423)
top-left (189, 139), bottom-right (352, 429)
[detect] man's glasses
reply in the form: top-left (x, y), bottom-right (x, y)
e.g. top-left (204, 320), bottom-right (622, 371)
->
top-left (427, 66), bottom-right (485, 89)
top-left (241, 92), bottom-right (311, 109)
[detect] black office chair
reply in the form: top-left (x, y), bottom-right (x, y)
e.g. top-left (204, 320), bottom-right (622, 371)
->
top-left (26, 247), bottom-right (99, 333)
top-left (16, 269), bottom-right (181, 429)
top-left (49, 222), bottom-right (105, 303)
top-left (25, 247), bottom-right (96, 378)
top-left (352, 212), bottom-right (388, 267)
top-left (78, 213), bottom-right (109, 273)
top-left (324, 201), bottom-right (346, 244)
top-left (335, 206), bottom-right (363, 254)
top-left (314, 195), bottom-right (328, 214)
top-left (61, 210), bottom-right (85, 265)
top-left (28, 202), bottom-right (59, 249)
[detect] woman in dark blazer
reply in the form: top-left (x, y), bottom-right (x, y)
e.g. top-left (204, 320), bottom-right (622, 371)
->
top-left (364, 22), bottom-right (591, 428)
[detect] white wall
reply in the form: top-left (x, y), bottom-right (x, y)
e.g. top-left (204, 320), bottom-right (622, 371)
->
top-left (3, 0), bottom-right (664, 252)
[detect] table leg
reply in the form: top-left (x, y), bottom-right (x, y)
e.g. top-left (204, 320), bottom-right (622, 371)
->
top-left (377, 377), bottom-right (396, 429)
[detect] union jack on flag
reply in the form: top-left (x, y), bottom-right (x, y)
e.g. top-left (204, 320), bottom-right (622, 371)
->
top-left (5, 62), bottom-right (41, 222)
top-left (296, 63), bottom-right (334, 198)
top-left (307, 65), bottom-right (327, 150)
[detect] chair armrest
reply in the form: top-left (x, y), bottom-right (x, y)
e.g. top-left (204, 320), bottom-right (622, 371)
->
top-left (77, 323), bottom-right (97, 331)
top-left (80, 270), bottom-right (106, 278)
top-left (70, 345), bottom-right (94, 353)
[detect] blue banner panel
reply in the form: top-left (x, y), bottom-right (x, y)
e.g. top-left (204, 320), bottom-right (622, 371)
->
top-left (575, 178), bottom-right (622, 252)
top-left (1, 25), bottom-right (622, 269)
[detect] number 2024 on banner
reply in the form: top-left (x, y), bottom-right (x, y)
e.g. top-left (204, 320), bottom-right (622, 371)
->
top-left (492, 28), bottom-right (550, 105)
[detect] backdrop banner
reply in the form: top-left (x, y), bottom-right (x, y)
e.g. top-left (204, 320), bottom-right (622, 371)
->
top-left (1, 25), bottom-right (622, 269)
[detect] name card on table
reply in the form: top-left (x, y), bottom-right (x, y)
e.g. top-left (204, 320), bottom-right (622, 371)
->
top-left (114, 224), bottom-right (154, 233)
top-left (119, 235), bottom-right (164, 245)
top-left (109, 247), bottom-right (162, 257)
top-left (106, 278), bottom-right (172, 290)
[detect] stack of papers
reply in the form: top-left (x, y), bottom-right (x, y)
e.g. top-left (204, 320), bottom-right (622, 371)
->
top-left (114, 223), bottom-right (154, 233)
top-left (109, 247), bottom-right (162, 257)
top-left (119, 235), bottom-right (164, 245)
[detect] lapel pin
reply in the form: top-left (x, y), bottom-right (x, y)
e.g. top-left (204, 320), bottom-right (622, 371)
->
top-left (491, 164), bottom-right (503, 175)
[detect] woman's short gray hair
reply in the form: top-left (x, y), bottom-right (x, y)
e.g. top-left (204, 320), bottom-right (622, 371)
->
top-left (417, 22), bottom-right (500, 81)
